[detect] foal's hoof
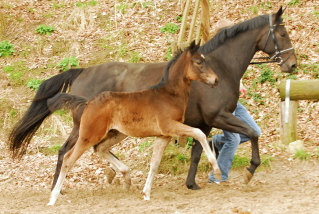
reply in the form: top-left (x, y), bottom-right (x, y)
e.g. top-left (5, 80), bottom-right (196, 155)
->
top-left (105, 167), bottom-right (116, 184)
top-left (243, 168), bottom-right (253, 184)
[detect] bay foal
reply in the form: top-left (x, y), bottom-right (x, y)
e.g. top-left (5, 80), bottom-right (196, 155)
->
top-left (47, 41), bottom-right (219, 205)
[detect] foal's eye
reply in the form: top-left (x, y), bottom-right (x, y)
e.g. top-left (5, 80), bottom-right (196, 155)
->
top-left (196, 61), bottom-right (202, 65)
top-left (280, 33), bottom-right (286, 37)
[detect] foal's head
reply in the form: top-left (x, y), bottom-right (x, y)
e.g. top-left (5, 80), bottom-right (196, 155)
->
top-left (184, 40), bottom-right (218, 87)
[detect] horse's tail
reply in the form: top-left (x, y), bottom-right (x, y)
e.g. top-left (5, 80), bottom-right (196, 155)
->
top-left (9, 68), bottom-right (85, 159)
top-left (47, 93), bottom-right (88, 113)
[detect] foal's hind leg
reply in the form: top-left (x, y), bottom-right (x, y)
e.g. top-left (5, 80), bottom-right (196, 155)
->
top-left (143, 136), bottom-right (171, 200)
top-left (48, 138), bottom-right (91, 205)
top-left (52, 125), bottom-right (79, 191)
top-left (52, 105), bottom-right (84, 191)
top-left (94, 131), bottom-right (131, 189)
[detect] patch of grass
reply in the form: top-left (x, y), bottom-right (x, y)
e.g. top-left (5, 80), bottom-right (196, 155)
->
top-left (141, 1), bottom-right (153, 8)
top-left (232, 155), bottom-right (250, 169)
top-left (52, 2), bottom-right (65, 9)
top-left (54, 109), bottom-right (68, 116)
top-left (288, 0), bottom-right (300, 7)
top-left (57, 56), bottom-right (79, 71)
top-left (138, 141), bottom-right (151, 152)
top-left (160, 23), bottom-right (180, 34)
top-left (232, 154), bottom-right (273, 170)
top-left (27, 79), bottom-right (44, 91)
top-left (158, 143), bottom-right (190, 175)
top-left (116, 3), bottom-right (129, 14)
top-left (3, 61), bottom-right (28, 86)
top-left (38, 145), bottom-right (61, 156)
top-left (129, 51), bottom-right (143, 63)
top-left (35, 24), bottom-right (56, 35)
top-left (293, 149), bottom-right (310, 161)
top-left (254, 64), bottom-right (276, 85)
top-left (164, 47), bottom-right (173, 60)
top-left (0, 40), bottom-right (15, 57)
top-left (75, 1), bottom-right (98, 7)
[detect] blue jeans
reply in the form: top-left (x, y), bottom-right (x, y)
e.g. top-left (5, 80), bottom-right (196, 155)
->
top-left (208, 102), bottom-right (261, 183)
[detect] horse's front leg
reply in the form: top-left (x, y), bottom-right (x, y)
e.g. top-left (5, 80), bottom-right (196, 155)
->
top-left (143, 136), bottom-right (171, 200)
top-left (244, 135), bottom-right (260, 184)
top-left (186, 140), bottom-right (203, 190)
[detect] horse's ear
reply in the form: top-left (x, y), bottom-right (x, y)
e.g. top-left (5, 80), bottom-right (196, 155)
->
top-left (189, 40), bottom-right (199, 54)
top-left (275, 6), bottom-right (283, 22)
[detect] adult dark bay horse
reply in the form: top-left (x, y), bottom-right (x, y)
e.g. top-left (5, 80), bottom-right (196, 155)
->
top-left (9, 7), bottom-right (297, 191)
top-left (47, 41), bottom-right (219, 205)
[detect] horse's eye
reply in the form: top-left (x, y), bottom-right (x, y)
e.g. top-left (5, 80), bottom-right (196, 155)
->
top-left (196, 61), bottom-right (202, 65)
top-left (280, 33), bottom-right (286, 37)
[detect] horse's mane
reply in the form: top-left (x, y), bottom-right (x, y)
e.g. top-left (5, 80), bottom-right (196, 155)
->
top-left (199, 14), bottom-right (282, 54)
top-left (149, 48), bottom-right (185, 89)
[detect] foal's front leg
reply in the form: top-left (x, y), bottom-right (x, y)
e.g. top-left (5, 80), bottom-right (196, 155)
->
top-left (143, 136), bottom-right (171, 200)
top-left (163, 122), bottom-right (221, 180)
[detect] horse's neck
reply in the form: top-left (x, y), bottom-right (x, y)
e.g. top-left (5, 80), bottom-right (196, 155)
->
top-left (215, 28), bottom-right (260, 80)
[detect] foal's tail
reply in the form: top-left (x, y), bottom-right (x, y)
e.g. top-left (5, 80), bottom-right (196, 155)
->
top-left (9, 68), bottom-right (84, 159)
top-left (47, 93), bottom-right (88, 113)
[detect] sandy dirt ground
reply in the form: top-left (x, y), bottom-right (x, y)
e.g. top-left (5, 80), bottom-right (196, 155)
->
top-left (1, 151), bottom-right (318, 214)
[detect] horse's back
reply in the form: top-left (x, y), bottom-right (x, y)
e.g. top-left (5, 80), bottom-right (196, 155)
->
top-left (70, 61), bottom-right (167, 99)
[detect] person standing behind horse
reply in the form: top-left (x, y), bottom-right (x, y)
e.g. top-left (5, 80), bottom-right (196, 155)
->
top-left (207, 19), bottom-right (261, 184)
top-left (208, 80), bottom-right (261, 184)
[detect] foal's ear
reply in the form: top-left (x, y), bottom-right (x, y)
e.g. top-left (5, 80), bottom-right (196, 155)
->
top-left (275, 6), bottom-right (284, 22)
top-left (189, 40), bottom-right (200, 55)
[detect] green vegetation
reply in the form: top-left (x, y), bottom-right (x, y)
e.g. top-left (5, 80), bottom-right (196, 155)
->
top-left (138, 141), bottom-right (151, 152)
top-left (75, 1), bottom-right (98, 7)
top-left (38, 145), bottom-right (62, 156)
top-left (3, 62), bottom-right (28, 86)
top-left (141, 1), bottom-right (153, 8)
top-left (129, 51), bottom-right (143, 63)
top-left (0, 40), bottom-right (14, 57)
top-left (27, 79), bottom-right (44, 91)
top-left (160, 23), bottom-right (180, 34)
top-left (293, 149), bottom-right (310, 161)
top-left (57, 56), bottom-right (79, 71)
top-left (35, 24), bottom-right (56, 35)
top-left (164, 47), bottom-right (173, 60)
top-left (288, 0), bottom-right (300, 7)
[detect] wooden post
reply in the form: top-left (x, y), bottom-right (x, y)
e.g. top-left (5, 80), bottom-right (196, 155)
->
top-left (279, 79), bottom-right (319, 144)
top-left (279, 101), bottom-right (298, 145)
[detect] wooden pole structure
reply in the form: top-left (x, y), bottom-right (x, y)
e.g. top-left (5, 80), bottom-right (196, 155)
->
top-left (172, 0), bottom-right (210, 53)
top-left (174, 0), bottom-right (210, 146)
top-left (279, 79), bottom-right (319, 144)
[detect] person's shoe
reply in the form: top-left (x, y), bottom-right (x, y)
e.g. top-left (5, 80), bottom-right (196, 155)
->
top-left (208, 179), bottom-right (220, 184)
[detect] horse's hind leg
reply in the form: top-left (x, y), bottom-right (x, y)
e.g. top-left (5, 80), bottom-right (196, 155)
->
top-left (143, 136), bottom-right (171, 200)
top-left (94, 130), bottom-right (130, 188)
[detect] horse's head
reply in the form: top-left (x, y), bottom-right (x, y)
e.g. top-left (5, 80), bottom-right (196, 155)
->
top-left (186, 40), bottom-right (218, 87)
top-left (258, 7), bottom-right (297, 73)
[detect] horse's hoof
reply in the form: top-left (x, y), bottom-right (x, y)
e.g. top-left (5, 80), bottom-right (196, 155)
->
top-left (105, 167), bottom-right (116, 184)
top-left (243, 168), bottom-right (253, 184)
top-left (186, 184), bottom-right (201, 190)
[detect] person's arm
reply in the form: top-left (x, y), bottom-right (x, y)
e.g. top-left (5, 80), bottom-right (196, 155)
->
top-left (239, 79), bottom-right (247, 98)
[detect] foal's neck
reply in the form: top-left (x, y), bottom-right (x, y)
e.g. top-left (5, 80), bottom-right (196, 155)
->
top-left (162, 54), bottom-right (192, 98)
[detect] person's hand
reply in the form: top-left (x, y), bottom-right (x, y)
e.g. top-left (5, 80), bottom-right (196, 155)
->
top-left (239, 86), bottom-right (247, 97)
